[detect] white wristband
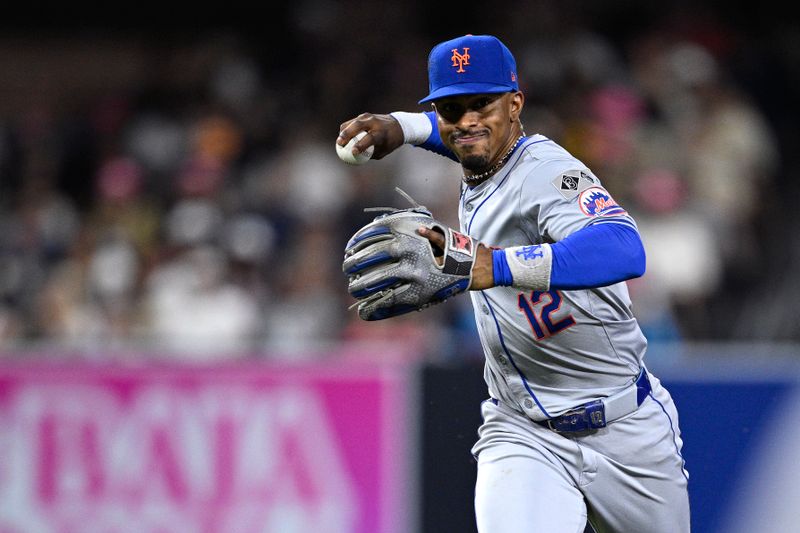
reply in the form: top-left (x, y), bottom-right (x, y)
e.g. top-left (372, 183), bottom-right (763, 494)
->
top-left (505, 244), bottom-right (552, 291)
top-left (389, 112), bottom-right (433, 145)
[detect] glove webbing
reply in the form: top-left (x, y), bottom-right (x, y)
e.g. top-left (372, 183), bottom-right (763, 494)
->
top-left (364, 187), bottom-right (429, 216)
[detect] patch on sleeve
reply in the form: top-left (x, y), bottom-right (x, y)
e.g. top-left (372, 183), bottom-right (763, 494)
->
top-left (578, 187), bottom-right (628, 217)
top-left (551, 170), bottom-right (596, 200)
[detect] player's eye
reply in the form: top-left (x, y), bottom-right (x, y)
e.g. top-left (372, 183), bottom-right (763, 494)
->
top-left (440, 102), bottom-right (460, 114)
top-left (436, 102), bottom-right (466, 123)
top-left (474, 97), bottom-right (493, 109)
top-left (471, 95), bottom-right (501, 112)
top-left (435, 94), bottom-right (501, 123)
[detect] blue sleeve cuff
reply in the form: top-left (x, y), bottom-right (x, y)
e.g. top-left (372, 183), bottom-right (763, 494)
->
top-left (492, 249), bottom-right (514, 286)
top-left (418, 111), bottom-right (459, 162)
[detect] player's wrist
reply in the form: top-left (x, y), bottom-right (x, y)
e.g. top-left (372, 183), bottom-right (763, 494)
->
top-left (467, 243), bottom-right (495, 290)
top-left (389, 112), bottom-right (433, 145)
top-left (497, 245), bottom-right (552, 291)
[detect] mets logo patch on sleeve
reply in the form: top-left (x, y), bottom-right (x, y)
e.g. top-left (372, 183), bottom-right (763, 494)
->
top-left (578, 187), bottom-right (627, 217)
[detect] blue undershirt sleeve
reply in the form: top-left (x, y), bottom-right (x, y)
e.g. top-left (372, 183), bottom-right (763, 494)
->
top-left (549, 222), bottom-right (646, 290)
top-left (417, 111), bottom-right (459, 162)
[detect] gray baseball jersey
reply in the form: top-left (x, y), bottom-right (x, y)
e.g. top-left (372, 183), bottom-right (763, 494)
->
top-left (460, 134), bottom-right (646, 420)
top-left (456, 134), bottom-right (689, 533)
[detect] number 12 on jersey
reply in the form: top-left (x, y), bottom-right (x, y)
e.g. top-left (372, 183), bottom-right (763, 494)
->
top-left (518, 290), bottom-right (576, 340)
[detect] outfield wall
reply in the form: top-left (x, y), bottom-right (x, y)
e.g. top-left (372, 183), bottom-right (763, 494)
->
top-left (0, 358), bottom-right (414, 533)
top-left (0, 344), bottom-right (797, 533)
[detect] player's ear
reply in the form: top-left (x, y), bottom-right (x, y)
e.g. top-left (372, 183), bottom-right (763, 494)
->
top-left (509, 91), bottom-right (524, 122)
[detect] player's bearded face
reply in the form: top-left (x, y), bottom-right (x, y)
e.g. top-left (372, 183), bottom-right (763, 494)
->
top-left (434, 93), bottom-right (519, 174)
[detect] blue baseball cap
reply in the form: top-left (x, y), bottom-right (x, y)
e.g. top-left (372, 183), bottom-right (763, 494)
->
top-left (419, 34), bottom-right (519, 104)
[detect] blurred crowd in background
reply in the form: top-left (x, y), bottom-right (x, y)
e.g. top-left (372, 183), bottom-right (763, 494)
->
top-left (0, 1), bottom-right (797, 361)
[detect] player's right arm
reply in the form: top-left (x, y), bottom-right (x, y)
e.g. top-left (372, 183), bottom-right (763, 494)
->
top-left (337, 111), bottom-right (457, 161)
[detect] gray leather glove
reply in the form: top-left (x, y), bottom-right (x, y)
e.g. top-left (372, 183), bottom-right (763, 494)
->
top-left (343, 189), bottom-right (477, 321)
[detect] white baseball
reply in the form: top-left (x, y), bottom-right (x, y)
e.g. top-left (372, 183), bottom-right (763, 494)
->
top-left (336, 131), bottom-right (374, 165)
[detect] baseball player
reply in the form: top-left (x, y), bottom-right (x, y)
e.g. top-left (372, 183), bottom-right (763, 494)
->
top-left (338, 34), bottom-right (690, 532)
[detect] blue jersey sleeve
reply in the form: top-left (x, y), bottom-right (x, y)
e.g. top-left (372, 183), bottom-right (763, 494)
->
top-left (549, 222), bottom-right (645, 290)
top-left (417, 111), bottom-right (459, 162)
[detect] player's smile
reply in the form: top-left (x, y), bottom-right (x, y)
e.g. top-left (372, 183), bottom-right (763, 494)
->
top-left (451, 130), bottom-right (491, 158)
top-left (453, 131), bottom-right (488, 145)
top-left (433, 91), bottom-right (523, 178)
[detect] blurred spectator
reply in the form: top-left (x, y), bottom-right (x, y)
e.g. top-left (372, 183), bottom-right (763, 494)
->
top-left (0, 177), bottom-right (80, 345)
top-left (261, 222), bottom-right (345, 358)
top-left (281, 130), bottom-right (355, 225)
top-left (89, 155), bottom-right (160, 260)
top-left (142, 244), bottom-right (261, 356)
top-left (632, 39), bottom-right (779, 274)
top-left (627, 169), bottom-right (723, 342)
top-left (123, 112), bottom-right (187, 183)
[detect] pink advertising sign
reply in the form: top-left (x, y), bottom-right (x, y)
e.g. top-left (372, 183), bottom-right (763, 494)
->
top-left (0, 359), bottom-right (413, 533)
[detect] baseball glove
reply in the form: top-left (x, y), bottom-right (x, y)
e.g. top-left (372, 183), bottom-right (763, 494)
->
top-left (343, 188), bottom-right (477, 321)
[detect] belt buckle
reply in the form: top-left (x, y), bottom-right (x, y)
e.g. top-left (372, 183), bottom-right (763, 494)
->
top-left (548, 400), bottom-right (607, 432)
top-left (584, 400), bottom-right (607, 429)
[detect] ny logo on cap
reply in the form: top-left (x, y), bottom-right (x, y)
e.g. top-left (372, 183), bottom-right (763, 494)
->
top-left (450, 47), bottom-right (470, 73)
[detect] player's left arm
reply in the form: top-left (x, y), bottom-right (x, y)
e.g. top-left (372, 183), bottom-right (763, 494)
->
top-left (420, 221), bottom-right (645, 291)
top-left (490, 222), bottom-right (645, 290)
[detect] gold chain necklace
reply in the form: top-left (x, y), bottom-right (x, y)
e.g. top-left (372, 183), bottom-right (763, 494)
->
top-left (462, 135), bottom-right (526, 186)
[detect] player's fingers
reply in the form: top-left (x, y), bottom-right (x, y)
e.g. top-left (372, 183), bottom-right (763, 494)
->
top-left (338, 117), bottom-right (356, 132)
top-left (337, 128), bottom-right (373, 155)
top-left (337, 113), bottom-right (377, 146)
top-left (351, 131), bottom-right (376, 155)
top-left (417, 225), bottom-right (446, 245)
top-left (337, 120), bottom-right (361, 146)
top-left (337, 124), bottom-right (357, 147)
top-left (338, 113), bottom-right (403, 160)
top-left (417, 226), bottom-right (446, 266)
